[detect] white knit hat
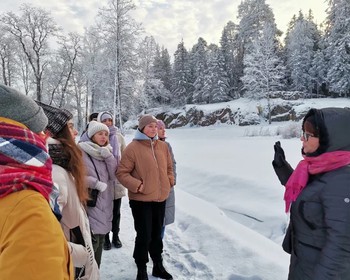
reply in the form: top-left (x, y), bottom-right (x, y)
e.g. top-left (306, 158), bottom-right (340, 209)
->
top-left (97, 111), bottom-right (113, 122)
top-left (87, 121), bottom-right (109, 138)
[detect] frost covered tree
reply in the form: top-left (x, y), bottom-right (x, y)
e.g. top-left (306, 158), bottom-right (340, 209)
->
top-left (138, 41), bottom-right (171, 108)
top-left (191, 37), bottom-right (208, 104)
top-left (0, 4), bottom-right (60, 100)
top-left (89, 0), bottom-right (142, 124)
top-left (220, 21), bottom-right (240, 98)
top-left (137, 36), bottom-right (158, 81)
top-left (0, 30), bottom-right (18, 87)
top-left (202, 44), bottom-right (231, 103)
top-left (284, 10), bottom-right (321, 94)
top-left (135, 36), bottom-right (157, 111)
top-left (241, 23), bottom-right (285, 123)
top-left (236, 0), bottom-right (280, 96)
top-left (309, 49), bottom-right (328, 97)
top-left (324, 0), bottom-right (350, 97)
top-left (153, 46), bottom-right (172, 94)
top-left (82, 26), bottom-right (105, 115)
top-left (171, 40), bottom-right (191, 106)
top-left (44, 33), bottom-right (82, 108)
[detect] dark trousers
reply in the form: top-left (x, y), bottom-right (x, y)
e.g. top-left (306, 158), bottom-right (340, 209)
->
top-left (105, 198), bottom-right (122, 242)
top-left (92, 234), bottom-right (105, 268)
top-left (112, 198), bottom-right (122, 235)
top-left (129, 200), bottom-right (166, 267)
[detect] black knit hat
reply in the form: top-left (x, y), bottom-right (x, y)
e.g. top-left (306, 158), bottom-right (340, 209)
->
top-left (35, 101), bottom-right (73, 136)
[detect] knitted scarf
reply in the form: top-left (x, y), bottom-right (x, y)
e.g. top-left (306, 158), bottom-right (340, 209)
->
top-left (0, 123), bottom-right (53, 201)
top-left (49, 143), bottom-right (70, 171)
top-left (78, 141), bottom-right (113, 160)
top-left (284, 151), bottom-right (350, 212)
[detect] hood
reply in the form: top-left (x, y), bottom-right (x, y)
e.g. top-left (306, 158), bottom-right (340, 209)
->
top-left (303, 107), bottom-right (350, 156)
top-left (133, 128), bottom-right (159, 141)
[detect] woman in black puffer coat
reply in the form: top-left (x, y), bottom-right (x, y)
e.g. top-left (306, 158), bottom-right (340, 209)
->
top-left (273, 107), bottom-right (350, 280)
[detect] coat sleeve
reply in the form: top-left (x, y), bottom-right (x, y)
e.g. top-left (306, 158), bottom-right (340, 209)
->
top-left (0, 191), bottom-right (73, 280)
top-left (52, 166), bottom-right (68, 215)
top-left (166, 147), bottom-right (175, 187)
top-left (167, 142), bottom-right (177, 184)
top-left (119, 134), bottom-right (127, 152)
top-left (313, 171), bottom-right (350, 279)
top-left (272, 160), bottom-right (294, 186)
top-left (116, 147), bottom-right (141, 193)
top-left (67, 242), bottom-right (88, 268)
top-left (104, 153), bottom-right (118, 181)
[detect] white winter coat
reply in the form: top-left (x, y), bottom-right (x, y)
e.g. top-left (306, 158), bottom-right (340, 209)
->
top-left (53, 164), bottom-right (100, 280)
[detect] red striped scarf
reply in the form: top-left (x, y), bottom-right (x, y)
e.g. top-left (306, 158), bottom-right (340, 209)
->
top-left (0, 123), bottom-right (53, 201)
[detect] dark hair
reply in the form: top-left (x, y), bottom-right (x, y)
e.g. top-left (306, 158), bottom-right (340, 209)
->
top-left (303, 116), bottom-right (318, 136)
top-left (89, 112), bottom-right (98, 122)
top-left (302, 109), bottom-right (329, 156)
top-left (54, 124), bottom-right (89, 203)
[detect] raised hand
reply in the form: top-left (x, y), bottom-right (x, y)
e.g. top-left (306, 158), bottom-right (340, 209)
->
top-left (273, 141), bottom-right (286, 168)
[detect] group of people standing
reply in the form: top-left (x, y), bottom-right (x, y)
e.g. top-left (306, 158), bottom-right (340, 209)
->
top-left (5, 81), bottom-right (350, 280)
top-left (0, 84), bottom-right (176, 280)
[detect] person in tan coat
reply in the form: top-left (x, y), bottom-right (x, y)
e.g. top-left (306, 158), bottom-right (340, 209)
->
top-left (116, 115), bottom-right (174, 280)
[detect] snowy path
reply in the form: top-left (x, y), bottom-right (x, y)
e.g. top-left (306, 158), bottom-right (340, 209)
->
top-left (100, 189), bottom-right (289, 280)
top-left (100, 127), bottom-right (292, 279)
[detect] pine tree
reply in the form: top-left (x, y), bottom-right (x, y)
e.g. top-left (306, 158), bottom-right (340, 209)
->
top-left (236, 0), bottom-right (280, 97)
top-left (324, 0), bottom-right (350, 97)
top-left (220, 21), bottom-right (239, 98)
top-left (171, 40), bottom-right (190, 106)
top-left (284, 11), bottom-right (321, 95)
top-left (202, 44), bottom-right (231, 103)
top-left (191, 37), bottom-right (208, 104)
top-left (241, 23), bottom-right (285, 123)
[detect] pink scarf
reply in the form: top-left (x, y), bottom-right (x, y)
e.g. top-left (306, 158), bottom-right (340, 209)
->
top-left (284, 151), bottom-right (350, 212)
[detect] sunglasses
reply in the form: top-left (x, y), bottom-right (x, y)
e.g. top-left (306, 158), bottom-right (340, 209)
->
top-left (302, 131), bottom-right (316, 141)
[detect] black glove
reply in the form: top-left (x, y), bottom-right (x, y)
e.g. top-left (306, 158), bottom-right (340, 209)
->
top-left (272, 141), bottom-right (294, 186)
top-left (272, 141), bottom-right (286, 168)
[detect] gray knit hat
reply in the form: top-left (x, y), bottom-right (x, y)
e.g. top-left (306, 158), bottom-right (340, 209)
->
top-left (138, 115), bottom-right (158, 131)
top-left (0, 84), bottom-right (47, 133)
top-left (87, 121), bottom-right (109, 138)
top-left (35, 101), bottom-right (73, 136)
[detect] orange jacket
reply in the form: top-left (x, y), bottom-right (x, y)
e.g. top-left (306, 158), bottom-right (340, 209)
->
top-left (116, 139), bottom-right (174, 202)
top-left (0, 190), bottom-right (73, 280)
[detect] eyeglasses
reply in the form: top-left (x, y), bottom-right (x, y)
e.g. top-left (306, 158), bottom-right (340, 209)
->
top-left (302, 131), bottom-right (316, 141)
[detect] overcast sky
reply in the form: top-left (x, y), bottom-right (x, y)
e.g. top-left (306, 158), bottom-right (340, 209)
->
top-left (0, 0), bottom-right (328, 56)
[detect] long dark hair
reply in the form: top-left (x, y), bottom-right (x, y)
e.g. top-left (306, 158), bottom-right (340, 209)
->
top-left (54, 125), bottom-right (89, 203)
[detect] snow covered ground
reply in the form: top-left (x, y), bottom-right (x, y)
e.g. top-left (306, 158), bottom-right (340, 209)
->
top-left (100, 98), bottom-right (350, 280)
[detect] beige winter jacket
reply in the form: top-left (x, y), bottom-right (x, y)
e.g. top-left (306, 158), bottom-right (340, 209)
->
top-left (53, 164), bottom-right (100, 280)
top-left (116, 136), bottom-right (174, 202)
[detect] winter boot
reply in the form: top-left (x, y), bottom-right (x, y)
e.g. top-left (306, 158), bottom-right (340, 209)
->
top-left (103, 234), bottom-right (111, 250)
top-left (112, 235), bottom-right (122, 248)
top-left (152, 261), bottom-right (173, 280)
top-left (136, 266), bottom-right (148, 280)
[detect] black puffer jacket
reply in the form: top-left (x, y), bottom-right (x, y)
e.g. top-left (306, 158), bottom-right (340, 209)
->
top-left (286, 107), bottom-right (350, 280)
